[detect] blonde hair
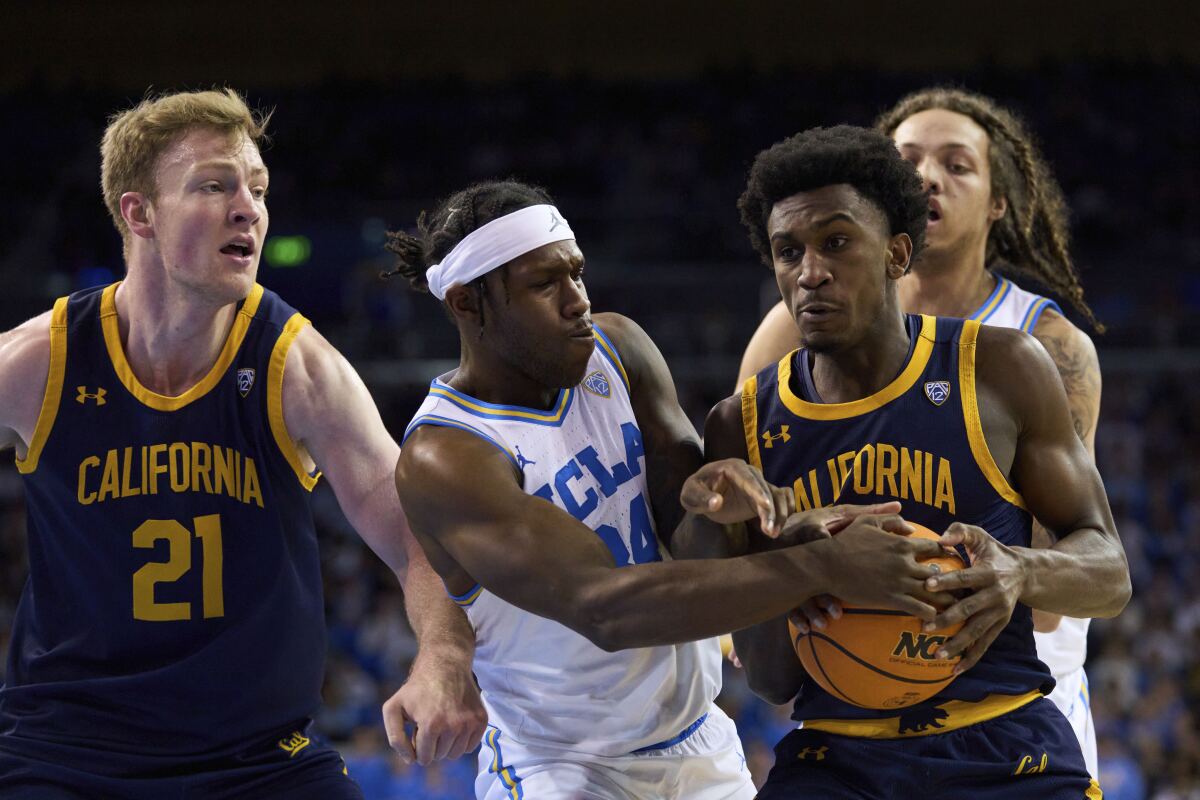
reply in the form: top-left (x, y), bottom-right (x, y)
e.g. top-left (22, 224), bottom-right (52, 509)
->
top-left (100, 88), bottom-right (272, 242)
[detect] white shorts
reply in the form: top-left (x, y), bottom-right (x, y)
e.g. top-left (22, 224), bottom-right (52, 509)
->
top-left (1044, 667), bottom-right (1097, 779)
top-left (475, 703), bottom-right (756, 800)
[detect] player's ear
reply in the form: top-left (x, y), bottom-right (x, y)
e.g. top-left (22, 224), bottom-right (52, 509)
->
top-left (444, 283), bottom-right (481, 326)
top-left (988, 193), bottom-right (1008, 222)
top-left (885, 233), bottom-right (912, 280)
top-left (121, 192), bottom-right (155, 240)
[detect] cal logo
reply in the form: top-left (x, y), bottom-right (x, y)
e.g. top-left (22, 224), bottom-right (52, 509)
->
top-left (237, 368), bottom-right (256, 398)
top-left (924, 380), bottom-right (951, 406)
top-left (278, 731), bottom-right (311, 758)
top-left (583, 371), bottom-right (611, 398)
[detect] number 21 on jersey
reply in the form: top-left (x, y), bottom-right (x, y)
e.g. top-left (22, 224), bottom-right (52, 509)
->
top-left (132, 514), bottom-right (224, 621)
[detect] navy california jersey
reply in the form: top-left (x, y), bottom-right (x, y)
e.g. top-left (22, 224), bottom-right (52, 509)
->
top-left (2, 282), bottom-right (326, 760)
top-left (742, 314), bottom-right (1053, 725)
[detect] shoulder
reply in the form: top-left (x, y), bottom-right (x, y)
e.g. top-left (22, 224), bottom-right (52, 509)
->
top-left (703, 393), bottom-right (749, 460)
top-left (973, 322), bottom-right (1066, 420)
top-left (281, 323), bottom-right (358, 402)
top-left (397, 424), bottom-right (522, 514)
top-left (1029, 307), bottom-right (1099, 375)
top-left (591, 311), bottom-right (664, 391)
top-left (0, 309), bottom-right (55, 447)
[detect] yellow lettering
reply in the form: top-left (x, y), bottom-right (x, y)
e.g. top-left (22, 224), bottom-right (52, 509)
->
top-left (98, 449), bottom-right (121, 502)
top-left (242, 457), bottom-right (263, 508)
top-left (852, 445), bottom-right (875, 495)
top-left (934, 457), bottom-right (955, 514)
top-left (923, 449), bottom-right (934, 504)
top-left (876, 443), bottom-right (899, 498)
top-left (1013, 755), bottom-right (1032, 775)
top-left (825, 458), bottom-right (840, 501)
top-left (120, 447), bottom-right (141, 498)
top-left (835, 451), bottom-right (855, 498)
top-left (213, 447), bottom-right (236, 498)
top-left (141, 445), bottom-right (149, 495)
top-left (78, 455), bottom-right (100, 505)
top-left (168, 443), bottom-right (190, 493)
top-left (900, 448), bottom-right (922, 502)
top-left (793, 475), bottom-right (812, 511)
top-left (148, 444), bottom-right (168, 494)
top-left (192, 443), bottom-right (214, 494)
top-left (808, 469), bottom-right (823, 508)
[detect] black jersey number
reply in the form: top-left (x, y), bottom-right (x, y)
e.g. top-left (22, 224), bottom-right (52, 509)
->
top-left (132, 515), bottom-right (224, 621)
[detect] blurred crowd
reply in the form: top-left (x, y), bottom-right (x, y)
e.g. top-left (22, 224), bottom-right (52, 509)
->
top-left (1, 62), bottom-right (1198, 798)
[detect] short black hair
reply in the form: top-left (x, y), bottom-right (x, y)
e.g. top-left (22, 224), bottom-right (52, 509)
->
top-left (738, 125), bottom-right (927, 269)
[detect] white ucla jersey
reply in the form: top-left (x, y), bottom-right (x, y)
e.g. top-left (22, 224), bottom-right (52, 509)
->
top-left (403, 327), bottom-right (722, 756)
top-left (969, 273), bottom-right (1062, 334)
top-left (971, 275), bottom-right (1088, 680)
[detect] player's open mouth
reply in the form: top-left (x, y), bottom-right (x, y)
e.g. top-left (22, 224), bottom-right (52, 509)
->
top-left (220, 237), bottom-right (256, 261)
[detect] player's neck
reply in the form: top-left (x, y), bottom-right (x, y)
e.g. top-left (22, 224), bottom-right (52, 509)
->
top-left (112, 270), bottom-right (239, 397)
top-left (452, 346), bottom-right (561, 411)
top-left (898, 243), bottom-right (995, 319)
top-left (809, 308), bottom-right (911, 405)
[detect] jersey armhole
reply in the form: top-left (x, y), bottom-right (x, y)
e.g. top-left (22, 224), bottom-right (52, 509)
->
top-left (741, 374), bottom-right (761, 470)
top-left (592, 325), bottom-right (631, 394)
top-left (15, 296), bottom-right (69, 475)
top-left (958, 320), bottom-right (1027, 510)
top-left (267, 313), bottom-right (322, 491)
top-left (403, 415), bottom-right (520, 472)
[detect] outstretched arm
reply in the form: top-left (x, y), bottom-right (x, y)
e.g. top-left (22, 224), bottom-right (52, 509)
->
top-left (398, 420), bottom-right (949, 653)
top-left (282, 324), bottom-right (486, 765)
top-left (1028, 309), bottom-right (1102, 632)
top-left (925, 327), bottom-right (1128, 671)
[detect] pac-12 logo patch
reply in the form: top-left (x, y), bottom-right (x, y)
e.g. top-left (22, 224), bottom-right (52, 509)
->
top-left (237, 368), bottom-right (256, 397)
top-left (924, 381), bottom-right (951, 406)
top-left (583, 371), bottom-right (611, 398)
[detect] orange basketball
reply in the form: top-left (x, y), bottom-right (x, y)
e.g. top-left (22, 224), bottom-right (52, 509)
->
top-left (788, 523), bottom-right (967, 710)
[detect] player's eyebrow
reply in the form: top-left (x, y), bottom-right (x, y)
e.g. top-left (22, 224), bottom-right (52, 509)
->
top-left (191, 159), bottom-right (269, 178)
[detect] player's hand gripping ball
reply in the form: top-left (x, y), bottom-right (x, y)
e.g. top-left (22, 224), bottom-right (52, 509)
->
top-left (787, 524), bottom-right (967, 709)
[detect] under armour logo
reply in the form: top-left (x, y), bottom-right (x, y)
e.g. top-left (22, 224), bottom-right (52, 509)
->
top-left (277, 731), bottom-right (311, 758)
top-left (761, 425), bottom-right (791, 449)
top-left (515, 446), bottom-right (536, 469)
top-left (76, 386), bottom-right (107, 405)
top-left (548, 210), bottom-right (565, 232)
top-left (796, 745), bottom-right (828, 761)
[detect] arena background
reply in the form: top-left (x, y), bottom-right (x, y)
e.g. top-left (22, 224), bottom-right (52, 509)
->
top-left (2, 4), bottom-right (1198, 798)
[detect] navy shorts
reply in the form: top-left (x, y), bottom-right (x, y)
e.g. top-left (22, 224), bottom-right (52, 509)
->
top-left (758, 698), bottom-right (1099, 800)
top-left (0, 722), bottom-right (363, 800)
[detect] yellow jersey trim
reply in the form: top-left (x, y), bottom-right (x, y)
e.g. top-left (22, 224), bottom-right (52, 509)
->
top-left (741, 374), bottom-right (762, 470)
top-left (268, 313), bottom-right (321, 491)
top-left (451, 583), bottom-right (485, 607)
top-left (100, 282), bottom-right (264, 412)
top-left (958, 320), bottom-right (1027, 510)
top-left (1085, 778), bottom-right (1103, 799)
top-left (802, 689), bottom-right (1041, 739)
top-left (592, 328), bottom-right (631, 393)
top-left (429, 385), bottom-right (573, 424)
top-left (776, 315), bottom-right (937, 420)
top-left (15, 297), bottom-right (69, 475)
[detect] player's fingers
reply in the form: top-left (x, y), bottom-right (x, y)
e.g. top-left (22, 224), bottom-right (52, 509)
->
top-left (790, 598), bottom-right (833, 631)
top-left (872, 514), bottom-right (916, 537)
top-left (772, 486), bottom-right (796, 534)
top-left (680, 477), bottom-right (722, 513)
top-left (889, 586), bottom-right (938, 622)
top-left (385, 704), bottom-right (416, 765)
top-left (938, 522), bottom-right (982, 549)
top-left (928, 585), bottom-right (1000, 631)
top-left (718, 463), bottom-right (778, 533)
top-left (816, 594), bottom-right (843, 620)
top-left (829, 502), bottom-right (903, 533)
top-left (951, 618), bottom-right (1008, 674)
top-left (433, 727), bottom-right (457, 762)
top-left (413, 719), bottom-right (436, 765)
top-left (925, 563), bottom-right (996, 594)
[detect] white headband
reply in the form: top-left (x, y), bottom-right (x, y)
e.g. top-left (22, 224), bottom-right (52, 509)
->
top-left (425, 204), bottom-right (575, 300)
